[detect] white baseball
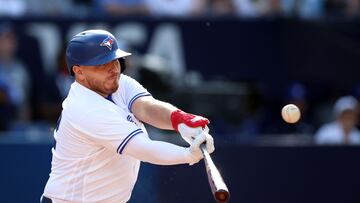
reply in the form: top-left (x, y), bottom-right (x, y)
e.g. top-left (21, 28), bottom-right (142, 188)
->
top-left (281, 104), bottom-right (301, 123)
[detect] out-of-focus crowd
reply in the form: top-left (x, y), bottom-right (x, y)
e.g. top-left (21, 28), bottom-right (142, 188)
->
top-left (0, 0), bottom-right (360, 19)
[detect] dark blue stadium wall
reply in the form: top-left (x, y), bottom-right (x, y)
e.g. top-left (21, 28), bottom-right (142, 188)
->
top-left (1, 144), bottom-right (360, 203)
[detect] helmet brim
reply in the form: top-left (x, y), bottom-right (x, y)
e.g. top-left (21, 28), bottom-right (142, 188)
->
top-left (82, 49), bottom-right (131, 66)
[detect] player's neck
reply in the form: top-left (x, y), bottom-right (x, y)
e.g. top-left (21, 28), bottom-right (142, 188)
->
top-left (75, 79), bottom-right (109, 98)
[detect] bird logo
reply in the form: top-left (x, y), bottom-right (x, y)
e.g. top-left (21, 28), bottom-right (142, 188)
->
top-left (100, 36), bottom-right (114, 50)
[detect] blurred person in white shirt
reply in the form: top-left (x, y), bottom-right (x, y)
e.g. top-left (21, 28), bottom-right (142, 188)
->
top-left (145, 0), bottom-right (207, 17)
top-left (315, 95), bottom-right (360, 145)
top-left (0, 0), bottom-right (26, 17)
top-left (281, 0), bottom-right (324, 19)
top-left (232, 0), bottom-right (281, 18)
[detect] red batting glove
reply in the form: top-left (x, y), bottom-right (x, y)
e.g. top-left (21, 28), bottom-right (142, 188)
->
top-left (170, 109), bottom-right (209, 131)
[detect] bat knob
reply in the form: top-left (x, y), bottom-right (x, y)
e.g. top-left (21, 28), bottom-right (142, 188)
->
top-left (215, 190), bottom-right (230, 203)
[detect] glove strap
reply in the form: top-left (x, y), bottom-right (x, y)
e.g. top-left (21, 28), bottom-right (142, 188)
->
top-left (171, 110), bottom-right (190, 131)
top-left (170, 109), bottom-right (209, 131)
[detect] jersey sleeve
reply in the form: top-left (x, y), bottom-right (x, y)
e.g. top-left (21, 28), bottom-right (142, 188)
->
top-left (78, 108), bottom-right (146, 154)
top-left (112, 74), bottom-right (151, 113)
top-left (122, 133), bottom-right (192, 165)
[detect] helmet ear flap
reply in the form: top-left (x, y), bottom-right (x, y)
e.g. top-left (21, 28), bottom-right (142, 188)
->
top-left (119, 58), bottom-right (126, 73)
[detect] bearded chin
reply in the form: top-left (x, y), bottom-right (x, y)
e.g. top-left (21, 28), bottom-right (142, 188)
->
top-left (107, 80), bottom-right (119, 93)
top-left (110, 83), bottom-right (119, 92)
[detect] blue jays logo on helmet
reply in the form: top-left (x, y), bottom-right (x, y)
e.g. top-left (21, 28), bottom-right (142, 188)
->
top-left (100, 36), bottom-right (114, 50)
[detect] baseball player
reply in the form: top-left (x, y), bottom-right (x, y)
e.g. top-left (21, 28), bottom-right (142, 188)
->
top-left (41, 30), bottom-right (214, 203)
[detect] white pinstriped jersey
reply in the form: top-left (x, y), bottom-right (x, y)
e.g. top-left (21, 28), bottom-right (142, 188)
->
top-left (43, 74), bottom-right (151, 203)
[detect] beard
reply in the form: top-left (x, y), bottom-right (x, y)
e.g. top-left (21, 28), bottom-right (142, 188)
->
top-left (104, 78), bottom-right (119, 93)
top-left (88, 75), bottom-right (119, 96)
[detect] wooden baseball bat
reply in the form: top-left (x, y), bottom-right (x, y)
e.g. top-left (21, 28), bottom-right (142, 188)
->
top-left (200, 144), bottom-right (230, 203)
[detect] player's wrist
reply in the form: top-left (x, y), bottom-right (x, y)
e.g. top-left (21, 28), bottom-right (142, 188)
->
top-left (170, 109), bottom-right (186, 131)
top-left (170, 109), bottom-right (210, 132)
top-left (184, 147), bottom-right (202, 166)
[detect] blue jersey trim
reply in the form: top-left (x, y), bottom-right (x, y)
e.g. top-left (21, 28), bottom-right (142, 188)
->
top-left (118, 130), bottom-right (143, 154)
top-left (128, 92), bottom-right (151, 113)
top-left (55, 113), bottom-right (62, 132)
top-left (117, 129), bottom-right (143, 154)
top-left (106, 94), bottom-right (115, 103)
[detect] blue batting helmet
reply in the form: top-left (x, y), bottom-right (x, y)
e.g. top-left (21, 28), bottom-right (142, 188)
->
top-left (66, 29), bottom-right (131, 76)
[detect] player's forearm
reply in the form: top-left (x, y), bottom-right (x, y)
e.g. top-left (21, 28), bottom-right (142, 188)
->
top-left (132, 97), bottom-right (177, 130)
top-left (123, 134), bottom-right (192, 165)
top-left (137, 141), bottom-right (190, 165)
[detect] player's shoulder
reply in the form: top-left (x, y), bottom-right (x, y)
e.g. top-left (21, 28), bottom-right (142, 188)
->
top-left (87, 107), bottom-right (125, 122)
top-left (64, 88), bottom-right (125, 121)
top-left (61, 107), bottom-right (130, 139)
top-left (113, 74), bottom-right (146, 102)
top-left (120, 73), bottom-right (135, 81)
top-left (64, 94), bottom-right (105, 115)
top-left (65, 104), bottom-right (127, 131)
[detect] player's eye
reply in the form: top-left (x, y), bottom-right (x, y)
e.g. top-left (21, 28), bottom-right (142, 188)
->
top-left (98, 64), bottom-right (106, 68)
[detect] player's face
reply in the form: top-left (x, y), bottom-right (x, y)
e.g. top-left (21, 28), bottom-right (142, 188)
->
top-left (340, 110), bottom-right (358, 130)
top-left (77, 59), bottom-right (121, 97)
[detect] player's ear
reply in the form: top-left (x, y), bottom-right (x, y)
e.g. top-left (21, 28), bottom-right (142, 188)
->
top-left (73, 65), bottom-right (85, 80)
top-left (72, 65), bottom-right (80, 74)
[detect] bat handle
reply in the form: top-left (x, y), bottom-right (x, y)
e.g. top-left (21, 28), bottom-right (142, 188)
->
top-left (200, 143), bottom-right (208, 154)
top-left (200, 144), bottom-right (230, 203)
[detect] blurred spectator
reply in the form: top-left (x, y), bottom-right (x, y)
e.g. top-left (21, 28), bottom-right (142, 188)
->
top-left (281, 0), bottom-right (324, 19)
top-left (232, 0), bottom-right (281, 18)
top-left (55, 46), bottom-right (73, 99)
top-left (26, 0), bottom-right (76, 17)
top-left (0, 0), bottom-right (81, 17)
top-left (209, 0), bottom-right (235, 16)
top-left (137, 54), bottom-right (172, 98)
top-left (0, 23), bottom-right (31, 130)
top-left (345, 0), bottom-right (360, 17)
top-left (323, 0), bottom-right (360, 17)
top-left (145, 0), bottom-right (207, 17)
top-left (315, 96), bottom-right (360, 145)
top-left (324, 0), bottom-right (346, 17)
top-left (93, 0), bottom-right (149, 16)
top-left (0, 0), bottom-right (26, 17)
top-left (29, 43), bottom-right (66, 125)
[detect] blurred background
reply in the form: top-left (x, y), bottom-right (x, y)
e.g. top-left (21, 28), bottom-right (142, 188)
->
top-left (1, 0), bottom-right (360, 202)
